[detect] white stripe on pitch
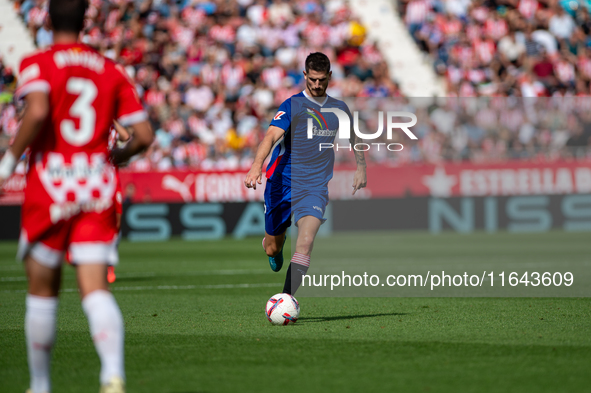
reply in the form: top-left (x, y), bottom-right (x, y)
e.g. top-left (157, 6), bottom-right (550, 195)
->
top-left (1, 276), bottom-right (27, 281)
top-left (1, 282), bottom-right (280, 293)
top-left (0, 269), bottom-right (272, 282)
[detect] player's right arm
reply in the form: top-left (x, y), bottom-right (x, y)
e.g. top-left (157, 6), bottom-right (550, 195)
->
top-left (245, 100), bottom-right (291, 190)
top-left (0, 55), bottom-right (50, 188)
top-left (244, 125), bottom-right (285, 190)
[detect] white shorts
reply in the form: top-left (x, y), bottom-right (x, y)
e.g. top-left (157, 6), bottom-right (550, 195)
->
top-left (17, 230), bottom-right (119, 269)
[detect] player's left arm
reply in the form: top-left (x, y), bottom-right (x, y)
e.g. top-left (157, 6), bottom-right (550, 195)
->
top-left (109, 64), bottom-right (154, 166)
top-left (0, 91), bottom-right (49, 187)
top-left (349, 132), bottom-right (367, 195)
top-left (110, 120), bottom-right (153, 165)
top-left (346, 107), bottom-right (367, 195)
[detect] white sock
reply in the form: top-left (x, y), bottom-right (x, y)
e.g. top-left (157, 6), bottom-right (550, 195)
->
top-left (26, 295), bottom-right (58, 393)
top-left (81, 290), bottom-right (125, 384)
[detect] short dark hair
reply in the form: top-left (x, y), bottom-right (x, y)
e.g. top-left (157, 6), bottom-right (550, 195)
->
top-left (49, 0), bottom-right (88, 33)
top-left (305, 52), bottom-right (331, 74)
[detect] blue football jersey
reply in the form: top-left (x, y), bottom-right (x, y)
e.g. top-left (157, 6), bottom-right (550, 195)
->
top-left (266, 91), bottom-right (352, 191)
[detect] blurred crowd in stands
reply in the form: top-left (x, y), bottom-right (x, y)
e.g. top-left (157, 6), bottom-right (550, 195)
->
top-left (340, 96), bottom-right (591, 165)
top-left (0, 0), bottom-right (590, 170)
top-left (399, 0), bottom-right (591, 97)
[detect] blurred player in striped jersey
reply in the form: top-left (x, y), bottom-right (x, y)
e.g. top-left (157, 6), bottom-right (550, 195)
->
top-left (0, 0), bottom-right (153, 392)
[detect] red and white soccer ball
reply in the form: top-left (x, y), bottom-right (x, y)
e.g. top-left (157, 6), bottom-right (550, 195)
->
top-left (265, 293), bottom-right (300, 325)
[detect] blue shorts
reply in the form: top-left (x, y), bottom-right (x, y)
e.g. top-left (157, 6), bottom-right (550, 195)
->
top-left (263, 180), bottom-right (328, 236)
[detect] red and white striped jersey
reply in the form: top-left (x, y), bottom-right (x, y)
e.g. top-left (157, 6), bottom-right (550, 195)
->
top-left (16, 43), bottom-right (147, 237)
top-left (303, 23), bottom-right (330, 47)
top-left (442, 18), bottom-right (462, 38)
top-left (108, 26), bottom-right (124, 42)
top-left (361, 44), bottom-right (384, 65)
top-left (446, 66), bottom-right (463, 86)
top-left (185, 141), bottom-right (206, 165)
top-left (452, 45), bottom-right (475, 69)
top-left (459, 81), bottom-right (476, 97)
top-left (466, 24), bottom-right (482, 42)
top-left (166, 118), bottom-right (185, 138)
top-left (554, 60), bottom-right (575, 83)
top-left (474, 39), bottom-right (496, 65)
top-left (172, 25), bottom-right (194, 49)
top-left (188, 115), bottom-right (207, 137)
top-left (171, 144), bottom-right (186, 165)
top-left (181, 7), bottom-right (206, 29)
top-left (577, 56), bottom-right (591, 79)
top-left (296, 46), bottom-right (314, 69)
top-left (466, 69), bottom-right (487, 84)
top-left (484, 18), bottom-right (508, 41)
top-left (405, 0), bottom-right (430, 25)
top-left (28, 6), bottom-right (47, 27)
top-left (86, 26), bottom-right (103, 46)
top-left (470, 6), bottom-right (489, 23)
top-left (329, 22), bottom-right (350, 47)
top-left (105, 9), bottom-right (120, 32)
top-left (209, 24), bottom-right (236, 44)
top-left (144, 88), bottom-right (166, 107)
top-left (261, 66), bottom-right (285, 91)
top-left (200, 63), bottom-right (221, 86)
top-left (1, 106), bottom-right (19, 137)
top-left (221, 63), bottom-right (246, 90)
top-left (518, 0), bottom-right (539, 20)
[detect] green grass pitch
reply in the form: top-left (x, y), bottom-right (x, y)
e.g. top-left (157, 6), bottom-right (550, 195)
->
top-left (1, 231), bottom-right (590, 392)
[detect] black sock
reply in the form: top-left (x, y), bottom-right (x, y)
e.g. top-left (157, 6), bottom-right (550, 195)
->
top-left (283, 263), bottom-right (309, 295)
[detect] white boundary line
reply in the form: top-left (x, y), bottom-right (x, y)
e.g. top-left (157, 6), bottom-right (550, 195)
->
top-left (1, 282), bottom-right (281, 294)
top-left (1, 276), bottom-right (27, 281)
top-left (0, 269), bottom-right (272, 282)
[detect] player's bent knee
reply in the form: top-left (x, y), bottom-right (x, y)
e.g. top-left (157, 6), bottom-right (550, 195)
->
top-left (296, 235), bottom-right (315, 255)
top-left (298, 234), bottom-right (315, 246)
top-left (24, 256), bottom-right (62, 297)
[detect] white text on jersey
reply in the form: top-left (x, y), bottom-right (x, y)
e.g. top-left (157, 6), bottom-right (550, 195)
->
top-left (54, 50), bottom-right (105, 73)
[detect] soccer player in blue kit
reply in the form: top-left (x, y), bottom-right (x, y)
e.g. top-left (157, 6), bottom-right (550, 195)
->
top-left (244, 52), bottom-right (367, 295)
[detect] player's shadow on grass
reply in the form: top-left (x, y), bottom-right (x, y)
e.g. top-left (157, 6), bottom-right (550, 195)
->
top-left (298, 312), bottom-right (409, 323)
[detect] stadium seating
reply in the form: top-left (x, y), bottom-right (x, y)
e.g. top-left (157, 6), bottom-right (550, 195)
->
top-left (398, 0), bottom-right (591, 97)
top-left (1, 0), bottom-right (399, 171)
top-left (0, 0), bottom-right (589, 166)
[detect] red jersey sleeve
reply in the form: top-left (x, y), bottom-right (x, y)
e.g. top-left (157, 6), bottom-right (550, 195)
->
top-left (16, 52), bottom-right (51, 100)
top-left (114, 168), bottom-right (122, 214)
top-left (113, 64), bottom-right (147, 127)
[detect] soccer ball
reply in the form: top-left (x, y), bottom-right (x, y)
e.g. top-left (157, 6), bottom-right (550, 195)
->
top-left (265, 293), bottom-right (300, 325)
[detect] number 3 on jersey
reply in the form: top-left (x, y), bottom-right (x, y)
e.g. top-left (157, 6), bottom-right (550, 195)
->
top-left (60, 77), bottom-right (97, 146)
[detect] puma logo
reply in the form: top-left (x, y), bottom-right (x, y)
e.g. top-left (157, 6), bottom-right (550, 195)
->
top-left (162, 174), bottom-right (194, 202)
